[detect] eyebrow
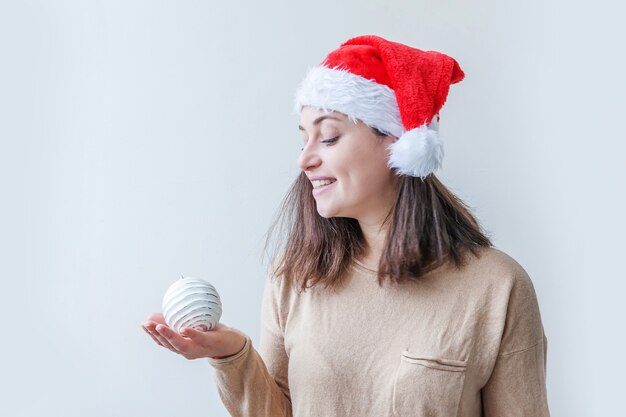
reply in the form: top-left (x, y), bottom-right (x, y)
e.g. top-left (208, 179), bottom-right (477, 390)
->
top-left (298, 115), bottom-right (343, 131)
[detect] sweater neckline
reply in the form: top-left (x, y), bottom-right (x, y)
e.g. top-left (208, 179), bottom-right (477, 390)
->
top-left (352, 259), bottom-right (379, 275)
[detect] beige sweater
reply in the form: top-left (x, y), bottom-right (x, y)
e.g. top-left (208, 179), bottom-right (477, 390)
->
top-left (207, 247), bottom-right (550, 416)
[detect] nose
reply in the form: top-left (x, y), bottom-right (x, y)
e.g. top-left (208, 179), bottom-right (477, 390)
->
top-left (297, 141), bottom-right (321, 172)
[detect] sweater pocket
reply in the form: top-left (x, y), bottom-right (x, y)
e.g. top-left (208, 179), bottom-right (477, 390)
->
top-left (392, 351), bottom-right (467, 417)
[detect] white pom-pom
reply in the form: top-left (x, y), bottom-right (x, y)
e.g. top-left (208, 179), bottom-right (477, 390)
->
top-left (387, 123), bottom-right (444, 179)
top-left (162, 277), bottom-right (222, 333)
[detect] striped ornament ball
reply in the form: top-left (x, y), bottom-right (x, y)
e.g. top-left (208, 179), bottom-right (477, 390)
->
top-left (162, 277), bottom-right (222, 333)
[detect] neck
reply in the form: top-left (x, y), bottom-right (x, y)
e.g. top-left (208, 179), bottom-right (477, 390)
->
top-left (357, 219), bottom-right (390, 270)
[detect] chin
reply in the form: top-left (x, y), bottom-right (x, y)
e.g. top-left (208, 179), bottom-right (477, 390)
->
top-left (316, 203), bottom-right (356, 219)
top-left (316, 209), bottom-right (334, 218)
top-left (315, 205), bottom-right (341, 219)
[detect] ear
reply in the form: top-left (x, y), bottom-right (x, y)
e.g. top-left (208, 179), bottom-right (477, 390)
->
top-left (382, 135), bottom-right (399, 151)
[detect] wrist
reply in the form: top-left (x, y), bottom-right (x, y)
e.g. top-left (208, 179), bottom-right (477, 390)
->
top-left (211, 334), bottom-right (247, 360)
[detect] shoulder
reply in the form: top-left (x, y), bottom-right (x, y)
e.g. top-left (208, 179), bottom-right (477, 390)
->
top-left (467, 248), bottom-right (546, 354)
top-left (265, 254), bottom-right (298, 294)
top-left (461, 246), bottom-right (543, 325)
top-left (459, 246), bottom-right (533, 289)
top-left (437, 246), bottom-right (541, 315)
top-left (467, 246), bottom-right (528, 274)
top-left (262, 255), bottom-right (300, 316)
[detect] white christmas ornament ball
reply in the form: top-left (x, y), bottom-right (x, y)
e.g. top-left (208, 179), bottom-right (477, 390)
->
top-left (162, 277), bottom-right (222, 333)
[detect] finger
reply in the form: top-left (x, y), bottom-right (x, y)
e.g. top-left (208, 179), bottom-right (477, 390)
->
top-left (146, 312), bottom-right (166, 324)
top-left (152, 325), bottom-right (179, 352)
top-left (156, 324), bottom-right (192, 352)
top-left (180, 327), bottom-right (211, 342)
top-left (211, 322), bottom-right (226, 331)
top-left (142, 320), bottom-right (158, 332)
top-left (155, 334), bottom-right (178, 352)
top-left (144, 326), bottom-right (173, 350)
top-left (141, 324), bottom-right (165, 347)
top-left (143, 321), bottom-right (178, 352)
top-left (143, 321), bottom-right (172, 349)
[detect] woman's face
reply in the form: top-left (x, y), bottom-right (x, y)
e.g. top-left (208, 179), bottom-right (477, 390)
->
top-left (298, 106), bottom-right (399, 222)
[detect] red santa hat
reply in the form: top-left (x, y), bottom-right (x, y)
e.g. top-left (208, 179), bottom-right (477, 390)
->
top-left (294, 35), bottom-right (465, 179)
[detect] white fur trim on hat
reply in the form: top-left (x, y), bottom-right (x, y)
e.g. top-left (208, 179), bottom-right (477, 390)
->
top-left (294, 66), bottom-right (404, 138)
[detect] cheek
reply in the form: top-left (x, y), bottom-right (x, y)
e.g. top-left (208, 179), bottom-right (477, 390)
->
top-left (353, 150), bottom-right (393, 188)
top-left (331, 139), bottom-right (393, 196)
top-left (342, 164), bottom-right (391, 201)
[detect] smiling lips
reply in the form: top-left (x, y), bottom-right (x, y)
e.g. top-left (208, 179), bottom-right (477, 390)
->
top-left (312, 179), bottom-right (336, 188)
top-left (308, 176), bottom-right (337, 197)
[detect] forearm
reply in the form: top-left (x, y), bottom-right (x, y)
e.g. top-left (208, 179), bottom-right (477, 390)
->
top-left (208, 337), bottom-right (293, 417)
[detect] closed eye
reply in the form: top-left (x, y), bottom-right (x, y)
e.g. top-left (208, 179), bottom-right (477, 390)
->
top-left (321, 136), bottom-right (339, 145)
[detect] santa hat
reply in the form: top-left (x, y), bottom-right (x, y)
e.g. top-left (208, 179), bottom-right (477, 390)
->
top-left (294, 35), bottom-right (464, 179)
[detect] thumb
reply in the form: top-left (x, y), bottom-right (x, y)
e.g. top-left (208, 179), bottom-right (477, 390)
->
top-left (180, 326), bottom-right (201, 338)
top-left (180, 326), bottom-right (219, 341)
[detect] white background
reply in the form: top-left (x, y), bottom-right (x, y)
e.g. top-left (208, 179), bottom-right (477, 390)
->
top-left (1, 1), bottom-right (624, 416)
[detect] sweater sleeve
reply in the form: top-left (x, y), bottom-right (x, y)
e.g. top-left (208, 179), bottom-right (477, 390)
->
top-left (206, 272), bottom-right (292, 417)
top-left (481, 265), bottom-right (551, 417)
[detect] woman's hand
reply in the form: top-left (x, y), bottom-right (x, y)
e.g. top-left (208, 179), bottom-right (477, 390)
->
top-left (141, 313), bottom-right (247, 360)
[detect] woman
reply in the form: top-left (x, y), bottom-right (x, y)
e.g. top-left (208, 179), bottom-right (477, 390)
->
top-left (142, 35), bottom-right (550, 416)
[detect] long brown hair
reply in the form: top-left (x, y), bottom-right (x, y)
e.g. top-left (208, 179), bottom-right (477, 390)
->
top-left (263, 130), bottom-right (492, 291)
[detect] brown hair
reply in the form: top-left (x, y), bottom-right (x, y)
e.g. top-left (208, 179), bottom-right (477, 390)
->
top-left (263, 129), bottom-right (492, 291)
